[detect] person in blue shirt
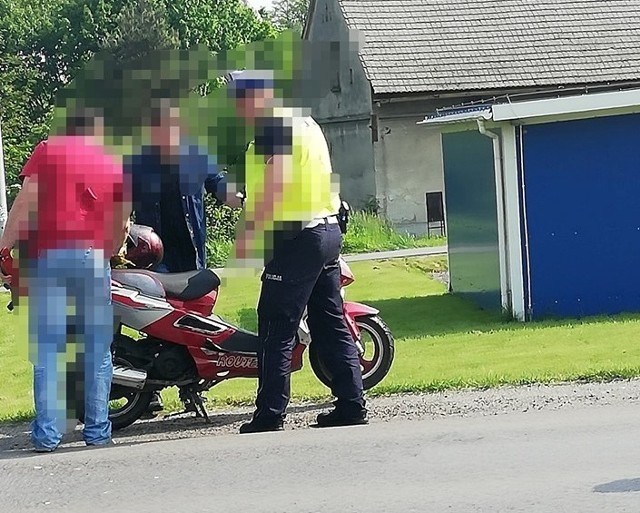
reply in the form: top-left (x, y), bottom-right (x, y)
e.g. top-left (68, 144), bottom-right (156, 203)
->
top-left (127, 144), bottom-right (226, 272)
top-left (125, 100), bottom-right (243, 413)
top-left (126, 103), bottom-right (243, 273)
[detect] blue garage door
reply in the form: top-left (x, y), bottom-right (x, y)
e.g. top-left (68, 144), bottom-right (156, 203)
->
top-left (522, 113), bottom-right (640, 318)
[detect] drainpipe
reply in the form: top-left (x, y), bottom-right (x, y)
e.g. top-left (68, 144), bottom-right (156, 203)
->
top-left (476, 118), bottom-right (512, 316)
top-left (477, 118), bottom-right (497, 141)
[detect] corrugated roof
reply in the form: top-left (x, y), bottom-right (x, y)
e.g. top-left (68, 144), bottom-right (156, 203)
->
top-left (337, 0), bottom-right (640, 94)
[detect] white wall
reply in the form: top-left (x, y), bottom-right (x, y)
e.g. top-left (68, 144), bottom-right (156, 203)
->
top-left (373, 116), bottom-right (445, 235)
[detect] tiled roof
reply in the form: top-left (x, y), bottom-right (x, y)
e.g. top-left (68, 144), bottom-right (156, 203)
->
top-left (337, 0), bottom-right (640, 94)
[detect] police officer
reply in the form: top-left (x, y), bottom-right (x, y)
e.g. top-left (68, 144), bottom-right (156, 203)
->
top-left (224, 70), bottom-right (367, 433)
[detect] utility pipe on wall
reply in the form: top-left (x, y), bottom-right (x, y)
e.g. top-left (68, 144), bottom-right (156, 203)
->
top-left (476, 118), bottom-right (513, 316)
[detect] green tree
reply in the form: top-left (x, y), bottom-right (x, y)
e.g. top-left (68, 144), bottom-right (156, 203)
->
top-left (0, 0), bottom-right (128, 200)
top-left (0, 0), bottom-right (277, 195)
top-left (269, 0), bottom-right (309, 36)
top-left (14, 0), bottom-right (128, 108)
top-left (102, 0), bottom-right (180, 63)
top-left (166, 0), bottom-right (276, 51)
top-left (0, 52), bottom-right (47, 199)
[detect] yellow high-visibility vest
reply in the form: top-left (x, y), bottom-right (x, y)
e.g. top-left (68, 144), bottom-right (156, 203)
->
top-left (242, 111), bottom-right (341, 233)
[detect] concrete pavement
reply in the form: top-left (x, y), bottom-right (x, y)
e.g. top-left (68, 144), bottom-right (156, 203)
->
top-left (209, 245), bottom-right (447, 273)
top-left (2, 403), bottom-right (640, 513)
top-left (342, 245), bottom-right (447, 262)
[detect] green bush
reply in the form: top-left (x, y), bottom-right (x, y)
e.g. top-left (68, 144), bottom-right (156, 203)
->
top-left (205, 200), bottom-right (242, 241)
top-left (342, 211), bottom-right (446, 254)
top-left (205, 201), bottom-right (242, 268)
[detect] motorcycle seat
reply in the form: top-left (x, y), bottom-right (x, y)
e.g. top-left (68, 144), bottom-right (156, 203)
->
top-left (112, 270), bottom-right (166, 299)
top-left (147, 269), bottom-right (221, 301)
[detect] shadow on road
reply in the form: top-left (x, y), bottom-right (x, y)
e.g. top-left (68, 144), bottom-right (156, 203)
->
top-left (0, 401), bottom-right (331, 460)
top-left (593, 478), bottom-right (640, 493)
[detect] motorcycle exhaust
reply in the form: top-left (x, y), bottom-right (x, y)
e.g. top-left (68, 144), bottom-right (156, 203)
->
top-left (112, 364), bottom-right (147, 390)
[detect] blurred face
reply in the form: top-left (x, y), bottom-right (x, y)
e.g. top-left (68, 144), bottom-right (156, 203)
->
top-left (150, 106), bottom-right (182, 154)
top-left (235, 87), bottom-right (274, 122)
top-left (64, 110), bottom-right (105, 139)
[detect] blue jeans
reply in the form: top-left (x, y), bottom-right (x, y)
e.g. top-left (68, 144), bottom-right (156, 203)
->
top-left (28, 247), bottom-right (113, 449)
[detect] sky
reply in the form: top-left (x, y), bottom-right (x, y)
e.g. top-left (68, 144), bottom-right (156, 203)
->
top-left (245, 0), bottom-right (275, 10)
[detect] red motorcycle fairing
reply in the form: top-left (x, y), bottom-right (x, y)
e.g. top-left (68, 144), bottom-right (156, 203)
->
top-left (343, 301), bottom-right (380, 340)
top-left (187, 338), bottom-right (306, 380)
top-left (168, 289), bottom-right (218, 317)
top-left (112, 280), bottom-right (305, 382)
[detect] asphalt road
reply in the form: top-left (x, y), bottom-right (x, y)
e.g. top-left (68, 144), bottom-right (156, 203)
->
top-left (2, 403), bottom-right (640, 513)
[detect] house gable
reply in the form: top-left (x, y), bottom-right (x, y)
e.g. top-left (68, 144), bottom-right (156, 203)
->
top-left (303, 0), bottom-right (373, 120)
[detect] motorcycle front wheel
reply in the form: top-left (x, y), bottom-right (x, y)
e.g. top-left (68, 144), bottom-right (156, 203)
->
top-left (309, 314), bottom-right (395, 390)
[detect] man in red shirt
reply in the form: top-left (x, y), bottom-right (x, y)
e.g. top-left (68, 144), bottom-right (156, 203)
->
top-left (0, 107), bottom-right (130, 452)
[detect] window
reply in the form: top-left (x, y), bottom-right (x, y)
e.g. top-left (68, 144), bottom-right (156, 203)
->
top-left (322, 2), bottom-right (333, 22)
top-left (330, 41), bottom-right (341, 93)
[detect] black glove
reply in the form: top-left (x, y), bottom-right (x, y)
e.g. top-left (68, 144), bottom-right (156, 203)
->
top-left (4, 284), bottom-right (13, 312)
top-left (338, 199), bottom-right (350, 234)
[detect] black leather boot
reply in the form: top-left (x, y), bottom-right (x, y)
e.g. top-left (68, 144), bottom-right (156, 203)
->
top-left (315, 408), bottom-right (368, 428)
top-left (239, 416), bottom-right (284, 434)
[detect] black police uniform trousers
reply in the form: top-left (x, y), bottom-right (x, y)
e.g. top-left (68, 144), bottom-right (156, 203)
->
top-left (254, 219), bottom-right (365, 421)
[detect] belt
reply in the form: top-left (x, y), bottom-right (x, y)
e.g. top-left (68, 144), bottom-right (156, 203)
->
top-left (304, 215), bottom-right (339, 229)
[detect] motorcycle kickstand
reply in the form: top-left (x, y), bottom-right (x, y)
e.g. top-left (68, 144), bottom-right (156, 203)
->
top-left (190, 391), bottom-right (211, 424)
top-left (163, 394), bottom-right (200, 419)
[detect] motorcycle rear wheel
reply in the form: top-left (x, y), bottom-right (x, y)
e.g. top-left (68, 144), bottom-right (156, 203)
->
top-left (309, 314), bottom-right (395, 391)
top-left (77, 387), bottom-right (154, 431)
top-left (77, 356), bottom-right (154, 431)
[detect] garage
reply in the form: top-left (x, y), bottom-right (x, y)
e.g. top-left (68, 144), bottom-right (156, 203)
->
top-left (419, 89), bottom-right (640, 320)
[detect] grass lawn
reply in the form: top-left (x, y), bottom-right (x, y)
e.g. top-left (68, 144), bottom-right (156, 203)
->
top-left (3, 256), bottom-right (640, 422)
